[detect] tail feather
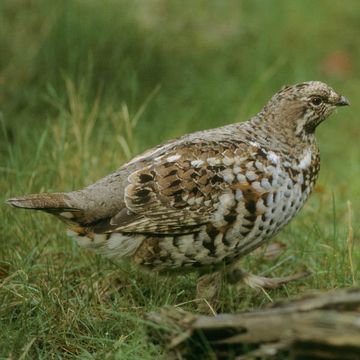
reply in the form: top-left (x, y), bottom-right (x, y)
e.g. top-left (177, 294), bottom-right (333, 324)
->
top-left (5, 193), bottom-right (83, 222)
top-left (6, 193), bottom-right (75, 210)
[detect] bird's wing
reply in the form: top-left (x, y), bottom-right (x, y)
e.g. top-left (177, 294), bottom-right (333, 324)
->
top-left (99, 139), bottom-right (262, 235)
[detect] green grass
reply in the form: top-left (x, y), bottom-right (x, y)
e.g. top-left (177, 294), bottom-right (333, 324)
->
top-left (1, 0), bottom-right (360, 358)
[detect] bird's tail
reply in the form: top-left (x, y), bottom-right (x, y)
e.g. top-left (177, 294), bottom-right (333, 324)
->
top-left (5, 192), bottom-right (82, 221)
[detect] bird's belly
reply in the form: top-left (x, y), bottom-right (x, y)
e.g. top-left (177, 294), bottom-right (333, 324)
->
top-left (131, 173), bottom-right (313, 271)
top-left (223, 179), bottom-right (310, 261)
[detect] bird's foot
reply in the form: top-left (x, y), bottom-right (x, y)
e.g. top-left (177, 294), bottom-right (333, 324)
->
top-left (227, 268), bottom-right (311, 290)
top-left (195, 272), bottom-right (222, 314)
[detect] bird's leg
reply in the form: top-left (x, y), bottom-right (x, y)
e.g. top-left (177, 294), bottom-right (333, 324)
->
top-left (196, 271), bottom-right (223, 313)
top-left (226, 263), bottom-right (311, 290)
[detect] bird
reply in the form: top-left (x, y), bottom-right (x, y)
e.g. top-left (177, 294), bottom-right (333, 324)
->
top-left (6, 81), bottom-right (349, 296)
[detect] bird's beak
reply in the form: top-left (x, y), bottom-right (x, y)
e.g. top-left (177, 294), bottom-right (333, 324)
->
top-left (336, 95), bottom-right (350, 106)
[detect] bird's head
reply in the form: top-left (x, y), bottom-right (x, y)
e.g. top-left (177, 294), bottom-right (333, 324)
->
top-left (262, 81), bottom-right (349, 137)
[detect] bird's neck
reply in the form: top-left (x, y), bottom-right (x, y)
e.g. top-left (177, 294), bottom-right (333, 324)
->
top-left (246, 113), bottom-right (318, 158)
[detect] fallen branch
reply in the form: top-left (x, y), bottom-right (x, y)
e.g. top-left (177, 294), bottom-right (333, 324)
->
top-left (146, 288), bottom-right (360, 359)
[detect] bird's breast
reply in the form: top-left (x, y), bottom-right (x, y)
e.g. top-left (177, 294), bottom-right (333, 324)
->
top-left (202, 147), bottom-right (321, 262)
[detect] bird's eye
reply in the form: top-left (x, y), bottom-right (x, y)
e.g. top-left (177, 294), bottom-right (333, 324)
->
top-left (311, 97), bottom-right (323, 106)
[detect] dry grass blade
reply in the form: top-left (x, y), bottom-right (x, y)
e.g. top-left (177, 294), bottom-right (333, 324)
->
top-left (346, 200), bottom-right (356, 286)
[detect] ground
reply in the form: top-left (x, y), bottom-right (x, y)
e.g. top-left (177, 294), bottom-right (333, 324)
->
top-left (1, 1), bottom-right (360, 358)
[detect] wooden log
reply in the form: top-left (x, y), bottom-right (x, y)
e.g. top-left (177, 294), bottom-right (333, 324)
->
top-left (146, 289), bottom-right (360, 359)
